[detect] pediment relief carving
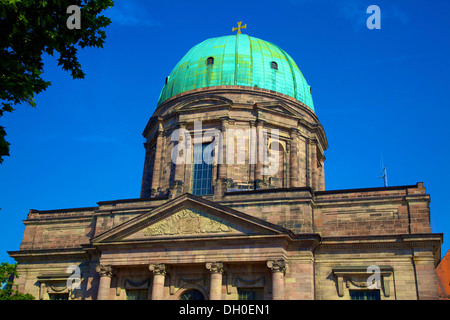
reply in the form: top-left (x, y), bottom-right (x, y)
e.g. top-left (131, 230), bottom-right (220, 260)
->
top-left (141, 208), bottom-right (247, 237)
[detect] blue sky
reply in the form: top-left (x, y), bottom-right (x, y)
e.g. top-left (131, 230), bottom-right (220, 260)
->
top-left (0, 0), bottom-right (449, 264)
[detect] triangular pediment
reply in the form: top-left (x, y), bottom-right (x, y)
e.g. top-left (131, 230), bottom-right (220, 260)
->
top-left (92, 194), bottom-right (289, 244)
top-left (254, 101), bottom-right (302, 118)
top-left (175, 95), bottom-right (233, 111)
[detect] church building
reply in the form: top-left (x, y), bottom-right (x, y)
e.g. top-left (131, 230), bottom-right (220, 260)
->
top-left (9, 31), bottom-right (443, 300)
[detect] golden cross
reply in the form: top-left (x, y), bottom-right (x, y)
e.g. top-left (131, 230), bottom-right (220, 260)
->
top-left (232, 21), bottom-right (247, 34)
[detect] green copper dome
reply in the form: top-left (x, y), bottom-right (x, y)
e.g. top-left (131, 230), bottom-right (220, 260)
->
top-left (157, 34), bottom-right (315, 111)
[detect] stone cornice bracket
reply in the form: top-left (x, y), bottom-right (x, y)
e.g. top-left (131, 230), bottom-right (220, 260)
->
top-left (206, 262), bottom-right (224, 274)
top-left (96, 264), bottom-right (113, 278)
top-left (149, 263), bottom-right (168, 276)
top-left (266, 259), bottom-right (287, 275)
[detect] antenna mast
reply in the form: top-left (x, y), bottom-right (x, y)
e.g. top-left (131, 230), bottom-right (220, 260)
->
top-left (377, 155), bottom-right (388, 187)
top-left (378, 166), bottom-right (388, 187)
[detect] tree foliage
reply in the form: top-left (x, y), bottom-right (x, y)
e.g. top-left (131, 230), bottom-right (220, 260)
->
top-left (0, 262), bottom-right (34, 300)
top-left (0, 0), bottom-right (114, 163)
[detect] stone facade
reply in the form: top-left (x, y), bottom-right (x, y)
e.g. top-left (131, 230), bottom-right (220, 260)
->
top-left (8, 85), bottom-right (443, 300)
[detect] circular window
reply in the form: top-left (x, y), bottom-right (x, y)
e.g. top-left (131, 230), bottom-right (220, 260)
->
top-left (179, 289), bottom-right (205, 300)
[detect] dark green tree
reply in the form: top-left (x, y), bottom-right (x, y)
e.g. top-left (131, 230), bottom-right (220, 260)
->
top-left (0, 262), bottom-right (34, 300)
top-left (0, 0), bottom-right (114, 163)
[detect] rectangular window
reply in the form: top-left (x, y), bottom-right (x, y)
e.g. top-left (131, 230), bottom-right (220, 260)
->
top-left (349, 290), bottom-right (381, 300)
top-left (237, 288), bottom-right (264, 300)
top-left (192, 143), bottom-right (213, 196)
top-left (125, 289), bottom-right (148, 300)
top-left (49, 293), bottom-right (69, 300)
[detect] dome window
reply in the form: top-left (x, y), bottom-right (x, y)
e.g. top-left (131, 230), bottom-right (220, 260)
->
top-left (206, 57), bottom-right (214, 66)
top-left (271, 61), bottom-right (278, 70)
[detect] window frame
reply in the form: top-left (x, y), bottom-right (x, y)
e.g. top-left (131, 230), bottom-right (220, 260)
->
top-left (191, 143), bottom-right (213, 196)
top-left (270, 61), bottom-right (278, 70)
top-left (206, 56), bottom-right (214, 66)
top-left (349, 289), bottom-right (381, 300)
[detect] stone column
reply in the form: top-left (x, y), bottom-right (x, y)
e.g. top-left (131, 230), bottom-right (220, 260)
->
top-left (255, 120), bottom-right (265, 189)
top-left (267, 260), bottom-right (286, 300)
top-left (140, 143), bottom-right (153, 198)
top-left (206, 262), bottom-right (224, 300)
top-left (318, 157), bottom-right (325, 191)
top-left (96, 265), bottom-right (113, 300)
top-left (171, 122), bottom-right (186, 197)
top-left (249, 120), bottom-right (256, 186)
top-left (289, 128), bottom-right (299, 188)
top-left (297, 135), bottom-right (307, 186)
top-left (306, 138), bottom-right (313, 189)
top-left (310, 139), bottom-right (318, 191)
top-left (151, 125), bottom-right (164, 196)
top-left (215, 118), bottom-right (229, 197)
top-left (149, 263), bottom-right (167, 300)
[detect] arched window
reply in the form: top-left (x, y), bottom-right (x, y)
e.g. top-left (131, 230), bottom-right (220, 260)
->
top-left (206, 57), bottom-right (214, 66)
top-left (179, 289), bottom-right (205, 300)
top-left (271, 61), bottom-right (278, 70)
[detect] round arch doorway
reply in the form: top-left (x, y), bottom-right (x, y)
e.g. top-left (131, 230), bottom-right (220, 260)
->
top-left (178, 289), bottom-right (205, 300)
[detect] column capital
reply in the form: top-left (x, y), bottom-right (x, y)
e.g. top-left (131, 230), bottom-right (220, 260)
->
top-left (149, 263), bottom-right (168, 276)
top-left (267, 260), bottom-right (286, 275)
top-left (290, 128), bottom-right (300, 138)
top-left (286, 140), bottom-right (291, 153)
top-left (96, 264), bottom-right (113, 278)
top-left (177, 122), bottom-right (187, 129)
top-left (206, 262), bottom-right (224, 274)
top-left (256, 119), bottom-right (266, 127)
top-left (219, 116), bottom-right (230, 125)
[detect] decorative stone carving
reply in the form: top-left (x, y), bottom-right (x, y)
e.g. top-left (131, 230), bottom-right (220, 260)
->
top-left (332, 266), bottom-right (393, 298)
top-left (205, 262), bottom-right (224, 274)
top-left (149, 263), bottom-right (168, 276)
top-left (234, 276), bottom-right (266, 288)
top-left (267, 260), bottom-right (286, 275)
top-left (346, 279), bottom-right (372, 288)
top-left (96, 265), bottom-right (113, 278)
top-left (143, 208), bottom-right (239, 236)
top-left (37, 274), bottom-right (73, 300)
